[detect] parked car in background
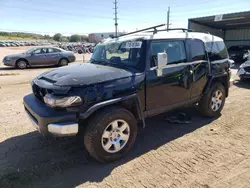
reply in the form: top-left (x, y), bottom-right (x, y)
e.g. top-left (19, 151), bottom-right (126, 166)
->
top-left (0, 42), bottom-right (6, 47)
top-left (237, 51), bottom-right (250, 80)
top-left (228, 45), bottom-right (250, 63)
top-left (2, 47), bottom-right (75, 69)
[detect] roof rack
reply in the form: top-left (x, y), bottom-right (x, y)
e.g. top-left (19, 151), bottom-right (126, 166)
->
top-left (113, 25), bottom-right (194, 38)
top-left (146, 28), bottom-right (193, 32)
top-left (112, 24), bottom-right (166, 38)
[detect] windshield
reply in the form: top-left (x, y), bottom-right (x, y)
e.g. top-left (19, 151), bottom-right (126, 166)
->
top-left (26, 48), bottom-right (37, 54)
top-left (90, 39), bottom-right (145, 71)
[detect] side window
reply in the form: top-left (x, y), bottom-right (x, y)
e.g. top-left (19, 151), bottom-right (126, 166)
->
top-left (47, 48), bottom-right (60, 53)
top-left (151, 40), bottom-right (186, 67)
top-left (40, 48), bottom-right (47, 54)
top-left (33, 49), bottom-right (42, 54)
top-left (205, 41), bottom-right (228, 61)
top-left (47, 48), bottom-right (55, 53)
top-left (187, 40), bottom-right (206, 61)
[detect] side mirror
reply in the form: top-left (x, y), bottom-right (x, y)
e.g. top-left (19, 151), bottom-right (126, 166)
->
top-left (156, 52), bottom-right (168, 76)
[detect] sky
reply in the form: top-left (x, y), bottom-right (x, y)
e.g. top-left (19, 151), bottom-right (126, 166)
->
top-left (0, 0), bottom-right (249, 36)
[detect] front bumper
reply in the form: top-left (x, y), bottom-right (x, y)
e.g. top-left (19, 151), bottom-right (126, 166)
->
top-left (2, 59), bottom-right (15, 67)
top-left (24, 94), bottom-right (78, 136)
top-left (237, 67), bottom-right (250, 78)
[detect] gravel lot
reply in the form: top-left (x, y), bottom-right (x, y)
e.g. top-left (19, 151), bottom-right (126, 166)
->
top-left (1, 47), bottom-right (250, 188)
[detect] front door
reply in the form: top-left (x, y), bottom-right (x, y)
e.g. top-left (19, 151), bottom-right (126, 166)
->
top-left (29, 48), bottom-right (47, 66)
top-left (145, 40), bottom-right (193, 115)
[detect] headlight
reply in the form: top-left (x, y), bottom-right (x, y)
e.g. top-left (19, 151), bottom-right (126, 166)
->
top-left (44, 94), bottom-right (82, 108)
top-left (240, 61), bottom-right (250, 69)
top-left (239, 63), bottom-right (245, 69)
top-left (5, 57), bottom-right (12, 61)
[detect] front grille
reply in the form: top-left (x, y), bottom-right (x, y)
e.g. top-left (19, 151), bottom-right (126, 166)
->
top-left (244, 67), bottom-right (250, 73)
top-left (32, 84), bottom-right (48, 102)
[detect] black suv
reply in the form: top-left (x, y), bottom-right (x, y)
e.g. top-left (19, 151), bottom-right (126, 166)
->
top-left (228, 45), bottom-right (250, 63)
top-left (24, 25), bottom-right (231, 163)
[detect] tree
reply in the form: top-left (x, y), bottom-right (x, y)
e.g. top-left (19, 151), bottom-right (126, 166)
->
top-left (81, 35), bottom-right (89, 42)
top-left (44, 35), bottom-right (51, 39)
top-left (53, 33), bottom-right (62, 41)
top-left (69, 34), bottom-right (81, 42)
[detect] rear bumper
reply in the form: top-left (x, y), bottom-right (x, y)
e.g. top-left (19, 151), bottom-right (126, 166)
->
top-left (69, 56), bottom-right (76, 62)
top-left (23, 94), bottom-right (78, 136)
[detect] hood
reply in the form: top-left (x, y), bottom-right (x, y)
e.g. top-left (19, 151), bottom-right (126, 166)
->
top-left (37, 63), bottom-right (134, 86)
top-left (6, 53), bottom-right (27, 58)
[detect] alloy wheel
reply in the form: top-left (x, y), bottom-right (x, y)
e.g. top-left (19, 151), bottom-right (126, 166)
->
top-left (101, 119), bottom-right (130, 153)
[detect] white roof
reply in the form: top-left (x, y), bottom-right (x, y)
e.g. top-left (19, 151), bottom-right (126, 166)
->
top-left (104, 30), bottom-right (223, 43)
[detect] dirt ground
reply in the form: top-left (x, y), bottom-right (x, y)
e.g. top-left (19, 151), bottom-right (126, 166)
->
top-left (1, 47), bottom-right (250, 188)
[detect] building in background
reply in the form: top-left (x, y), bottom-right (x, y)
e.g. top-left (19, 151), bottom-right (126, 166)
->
top-left (188, 11), bottom-right (250, 48)
top-left (88, 32), bottom-right (125, 43)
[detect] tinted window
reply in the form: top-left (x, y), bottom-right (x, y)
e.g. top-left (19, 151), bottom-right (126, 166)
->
top-left (33, 49), bottom-right (42, 54)
top-left (205, 41), bottom-right (228, 61)
top-left (151, 40), bottom-right (186, 66)
top-left (48, 48), bottom-right (61, 53)
top-left (187, 40), bottom-right (206, 61)
top-left (228, 46), bottom-right (240, 51)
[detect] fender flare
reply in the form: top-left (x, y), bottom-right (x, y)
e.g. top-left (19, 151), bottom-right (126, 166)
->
top-left (203, 72), bottom-right (230, 97)
top-left (79, 93), bottom-right (146, 127)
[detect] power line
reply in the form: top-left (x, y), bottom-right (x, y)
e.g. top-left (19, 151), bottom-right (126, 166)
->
top-left (1, 5), bottom-right (113, 19)
top-left (21, 0), bottom-right (112, 13)
top-left (0, 28), bottom-right (89, 35)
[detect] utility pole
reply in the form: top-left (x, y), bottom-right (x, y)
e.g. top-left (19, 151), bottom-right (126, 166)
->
top-left (167, 6), bottom-right (170, 30)
top-left (114, 0), bottom-right (118, 37)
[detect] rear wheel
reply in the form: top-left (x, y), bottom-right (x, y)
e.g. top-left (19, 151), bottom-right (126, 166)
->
top-left (198, 82), bottom-right (226, 117)
top-left (83, 106), bottom-right (138, 163)
top-left (58, 58), bottom-right (69, 66)
top-left (16, 59), bottom-right (28, 69)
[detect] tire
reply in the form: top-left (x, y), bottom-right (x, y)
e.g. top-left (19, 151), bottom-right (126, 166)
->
top-left (58, 58), bottom-right (69, 66)
top-left (16, 59), bottom-right (28, 69)
top-left (198, 82), bottom-right (226, 117)
top-left (83, 106), bottom-right (138, 163)
top-left (240, 76), bottom-right (246, 81)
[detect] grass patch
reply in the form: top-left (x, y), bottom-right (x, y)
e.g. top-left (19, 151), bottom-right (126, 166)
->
top-left (0, 36), bottom-right (36, 40)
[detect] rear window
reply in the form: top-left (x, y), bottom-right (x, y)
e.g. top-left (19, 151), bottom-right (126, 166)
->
top-left (205, 41), bottom-right (228, 61)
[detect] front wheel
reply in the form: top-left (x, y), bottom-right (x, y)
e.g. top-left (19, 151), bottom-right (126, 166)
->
top-left (16, 60), bottom-right (28, 69)
top-left (198, 82), bottom-right (226, 117)
top-left (83, 106), bottom-right (138, 163)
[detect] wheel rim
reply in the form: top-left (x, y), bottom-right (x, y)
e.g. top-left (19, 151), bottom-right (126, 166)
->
top-left (60, 59), bottom-right (68, 66)
top-left (101, 119), bottom-right (130, 153)
top-left (18, 61), bottom-right (27, 69)
top-left (211, 90), bottom-right (223, 111)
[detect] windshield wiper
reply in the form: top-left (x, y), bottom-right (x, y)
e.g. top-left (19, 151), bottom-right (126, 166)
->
top-left (90, 58), bottom-right (108, 65)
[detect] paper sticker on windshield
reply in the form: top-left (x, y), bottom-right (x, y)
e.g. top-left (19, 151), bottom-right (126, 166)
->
top-left (125, 41), bottom-right (142, 48)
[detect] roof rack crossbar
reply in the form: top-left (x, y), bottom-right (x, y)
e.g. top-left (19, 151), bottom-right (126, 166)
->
top-left (147, 28), bottom-right (194, 32)
top-left (113, 24), bottom-right (166, 38)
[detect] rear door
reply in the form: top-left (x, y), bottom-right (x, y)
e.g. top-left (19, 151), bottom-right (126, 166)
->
top-left (46, 48), bottom-right (61, 65)
top-left (145, 40), bottom-right (193, 115)
top-left (186, 39), bottom-right (209, 99)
